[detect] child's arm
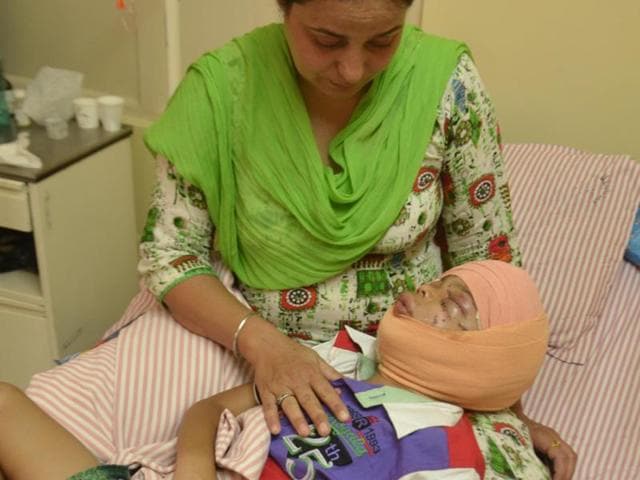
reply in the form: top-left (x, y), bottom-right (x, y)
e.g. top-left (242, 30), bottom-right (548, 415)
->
top-left (174, 383), bottom-right (258, 480)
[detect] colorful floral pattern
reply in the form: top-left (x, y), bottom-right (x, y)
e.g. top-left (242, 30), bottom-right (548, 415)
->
top-left (139, 54), bottom-right (521, 343)
top-left (471, 411), bottom-right (551, 479)
top-left (280, 287), bottom-right (318, 311)
top-left (413, 166), bottom-right (439, 193)
top-left (469, 174), bottom-right (496, 207)
top-left (488, 234), bottom-right (514, 263)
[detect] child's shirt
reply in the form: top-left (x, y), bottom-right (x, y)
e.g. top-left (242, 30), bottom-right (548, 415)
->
top-left (269, 377), bottom-right (484, 479)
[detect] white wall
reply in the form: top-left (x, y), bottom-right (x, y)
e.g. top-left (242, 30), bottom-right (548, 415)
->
top-left (421, 0), bottom-right (640, 160)
top-left (1, 0), bottom-right (424, 229)
top-left (0, 0), bottom-right (139, 103)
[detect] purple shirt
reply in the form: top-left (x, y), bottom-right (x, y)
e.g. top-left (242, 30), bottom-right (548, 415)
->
top-left (269, 378), bottom-right (482, 479)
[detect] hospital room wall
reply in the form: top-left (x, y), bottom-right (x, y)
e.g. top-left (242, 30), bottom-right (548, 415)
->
top-left (0, 0), bottom-right (424, 232)
top-left (421, 0), bottom-right (640, 160)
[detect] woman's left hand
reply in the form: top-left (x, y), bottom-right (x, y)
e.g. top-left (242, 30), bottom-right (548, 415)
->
top-left (527, 419), bottom-right (577, 480)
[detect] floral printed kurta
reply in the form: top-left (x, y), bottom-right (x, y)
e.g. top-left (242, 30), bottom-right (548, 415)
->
top-left (471, 411), bottom-right (552, 479)
top-left (139, 54), bottom-right (521, 344)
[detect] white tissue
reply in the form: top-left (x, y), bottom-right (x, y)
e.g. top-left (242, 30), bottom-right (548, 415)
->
top-left (0, 132), bottom-right (42, 169)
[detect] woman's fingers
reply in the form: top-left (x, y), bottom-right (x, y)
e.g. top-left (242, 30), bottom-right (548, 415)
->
top-left (279, 392), bottom-right (313, 436)
top-left (529, 422), bottom-right (577, 480)
top-left (290, 382), bottom-right (333, 436)
top-left (318, 359), bottom-right (342, 382)
top-left (253, 343), bottom-right (350, 437)
top-left (258, 382), bottom-right (325, 436)
top-left (258, 384), bottom-right (283, 435)
top-left (548, 440), bottom-right (577, 480)
top-left (310, 370), bottom-right (350, 424)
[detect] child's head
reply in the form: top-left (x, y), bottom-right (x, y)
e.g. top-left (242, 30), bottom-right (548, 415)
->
top-left (377, 260), bottom-right (549, 411)
top-left (392, 259), bottom-right (545, 331)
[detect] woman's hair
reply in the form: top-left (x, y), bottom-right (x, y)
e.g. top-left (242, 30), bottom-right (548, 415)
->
top-left (277, 0), bottom-right (414, 13)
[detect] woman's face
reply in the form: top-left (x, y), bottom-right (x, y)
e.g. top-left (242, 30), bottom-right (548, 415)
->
top-left (393, 275), bottom-right (480, 331)
top-left (282, 0), bottom-right (408, 100)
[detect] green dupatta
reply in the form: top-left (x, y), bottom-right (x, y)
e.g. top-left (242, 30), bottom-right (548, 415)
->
top-left (144, 24), bottom-right (467, 290)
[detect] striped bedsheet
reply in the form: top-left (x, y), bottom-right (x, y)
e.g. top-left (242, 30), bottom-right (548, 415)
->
top-left (26, 295), bottom-right (258, 479)
top-left (523, 260), bottom-right (640, 479)
top-left (505, 143), bottom-right (640, 478)
top-left (503, 143), bottom-right (640, 364)
top-left (25, 144), bottom-right (640, 479)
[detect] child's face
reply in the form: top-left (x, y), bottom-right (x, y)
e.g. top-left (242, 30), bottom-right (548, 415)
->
top-left (393, 275), bottom-right (480, 331)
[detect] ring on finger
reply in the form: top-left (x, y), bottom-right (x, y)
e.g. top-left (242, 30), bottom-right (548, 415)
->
top-left (550, 439), bottom-right (561, 449)
top-left (275, 392), bottom-right (295, 408)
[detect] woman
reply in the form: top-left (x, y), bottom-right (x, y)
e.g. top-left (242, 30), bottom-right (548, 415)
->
top-left (19, 0), bottom-right (576, 478)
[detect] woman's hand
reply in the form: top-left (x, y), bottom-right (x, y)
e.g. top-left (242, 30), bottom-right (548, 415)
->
top-left (527, 419), bottom-right (577, 480)
top-left (243, 325), bottom-right (350, 437)
top-left (511, 400), bottom-right (577, 479)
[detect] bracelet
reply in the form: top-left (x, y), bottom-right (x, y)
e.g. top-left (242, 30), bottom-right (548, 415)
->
top-left (232, 311), bottom-right (257, 359)
top-left (252, 382), bottom-right (262, 405)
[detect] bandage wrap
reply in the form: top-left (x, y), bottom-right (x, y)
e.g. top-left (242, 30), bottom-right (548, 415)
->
top-left (378, 260), bottom-right (549, 411)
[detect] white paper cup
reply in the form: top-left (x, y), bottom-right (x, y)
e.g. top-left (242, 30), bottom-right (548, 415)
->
top-left (97, 95), bottom-right (124, 132)
top-left (44, 116), bottom-right (69, 140)
top-left (73, 97), bottom-right (99, 129)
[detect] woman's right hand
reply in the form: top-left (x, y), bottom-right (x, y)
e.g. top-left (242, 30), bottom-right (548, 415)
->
top-left (241, 324), bottom-right (350, 437)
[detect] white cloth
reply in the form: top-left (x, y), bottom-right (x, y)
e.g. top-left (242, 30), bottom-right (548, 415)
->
top-left (0, 132), bottom-right (42, 169)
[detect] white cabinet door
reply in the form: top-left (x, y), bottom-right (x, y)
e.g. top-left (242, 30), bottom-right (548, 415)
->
top-left (0, 177), bottom-right (31, 232)
top-left (0, 304), bottom-right (55, 388)
top-left (29, 139), bottom-right (139, 359)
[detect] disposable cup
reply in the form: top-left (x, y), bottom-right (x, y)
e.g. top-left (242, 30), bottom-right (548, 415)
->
top-left (44, 116), bottom-right (69, 140)
top-left (97, 95), bottom-right (124, 132)
top-left (73, 97), bottom-right (99, 129)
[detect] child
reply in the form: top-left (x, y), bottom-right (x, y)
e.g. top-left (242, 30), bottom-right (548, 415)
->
top-left (0, 260), bottom-right (551, 479)
top-left (174, 259), bottom-right (551, 479)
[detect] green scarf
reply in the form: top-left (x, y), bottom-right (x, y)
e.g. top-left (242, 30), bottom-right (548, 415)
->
top-left (145, 24), bottom-right (467, 290)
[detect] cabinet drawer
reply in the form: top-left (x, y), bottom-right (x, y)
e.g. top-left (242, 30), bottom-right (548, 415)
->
top-left (0, 178), bottom-right (31, 232)
top-left (0, 304), bottom-right (54, 388)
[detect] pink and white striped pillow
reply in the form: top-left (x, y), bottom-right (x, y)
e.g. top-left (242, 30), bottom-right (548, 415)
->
top-left (503, 144), bottom-right (640, 364)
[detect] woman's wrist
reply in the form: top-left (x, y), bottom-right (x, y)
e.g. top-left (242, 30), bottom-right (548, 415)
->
top-left (231, 311), bottom-right (260, 358)
top-left (236, 314), bottom-right (288, 365)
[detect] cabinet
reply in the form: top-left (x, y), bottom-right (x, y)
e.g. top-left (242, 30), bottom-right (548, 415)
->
top-left (0, 123), bottom-right (139, 387)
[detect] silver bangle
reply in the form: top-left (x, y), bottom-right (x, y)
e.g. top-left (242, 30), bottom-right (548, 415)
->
top-left (232, 311), bottom-right (257, 359)
top-left (252, 382), bottom-right (262, 405)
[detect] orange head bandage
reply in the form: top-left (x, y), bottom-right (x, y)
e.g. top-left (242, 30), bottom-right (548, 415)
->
top-left (377, 260), bottom-right (549, 411)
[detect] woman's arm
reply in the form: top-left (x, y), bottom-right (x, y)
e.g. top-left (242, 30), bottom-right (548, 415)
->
top-left (166, 275), bottom-right (346, 437)
top-left (138, 157), bottom-right (219, 301)
top-left (436, 53), bottom-right (522, 269)
top-left (174, 384), bottom-right (257, 480)
top-left (512, 400), bottom-right (577, 480)
top-left (140, 157), bottom-right (348, 438)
